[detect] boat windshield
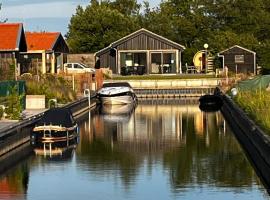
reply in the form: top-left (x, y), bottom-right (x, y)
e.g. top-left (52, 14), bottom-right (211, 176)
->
top-left (102, 82), bottom-right (132, 88)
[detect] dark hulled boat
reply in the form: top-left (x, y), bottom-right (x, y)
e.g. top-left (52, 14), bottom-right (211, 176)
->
top-left (199, 94), bottom-right (223, 112)
top-left (32, 108), bottom-right (78, 141)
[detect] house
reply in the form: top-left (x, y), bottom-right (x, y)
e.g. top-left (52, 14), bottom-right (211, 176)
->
top-left (218, 45), bottom-right (256, 74)
top-left (95, 28), bottom-right (185, 75)
top-left (22, 32), bottom-right (69, 74)
top-left (0, 23), bottom-right (27, 79)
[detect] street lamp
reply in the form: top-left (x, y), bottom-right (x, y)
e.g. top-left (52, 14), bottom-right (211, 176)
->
top-left (204, 43), bottom-right (208, 73)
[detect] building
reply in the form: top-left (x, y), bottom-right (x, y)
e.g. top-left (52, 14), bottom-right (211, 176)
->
top-left (95, 28), bottom-right (185, 75)
top-left (0, 23), bottom-right (27, 79)
top-left (218, 45), bottom-right (256, 74)
top-left (22, 32), bottom-right (69, 74)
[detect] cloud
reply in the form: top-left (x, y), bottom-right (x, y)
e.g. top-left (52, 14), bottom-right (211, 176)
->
top-left (1, 1), bottom-right (88, 19)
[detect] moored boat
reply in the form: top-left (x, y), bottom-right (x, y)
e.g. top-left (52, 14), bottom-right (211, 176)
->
top-left (32, 108), bottom-right (78, 141)
top-left (199, 94), bottom-right (223, 112)
top-left (96, 82), bottom-right (137, 105)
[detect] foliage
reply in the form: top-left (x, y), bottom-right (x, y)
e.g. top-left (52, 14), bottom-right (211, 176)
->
top-left (5, 85), bottom-right (23, 120)
top-left (67, 0), bottom-right (270, 70)
top-left (235, 90), bottom-right (270, 134)
top-left (0, 106), bottom-right (3, 119)
top-left (21, 74), bottom-right (76, 106)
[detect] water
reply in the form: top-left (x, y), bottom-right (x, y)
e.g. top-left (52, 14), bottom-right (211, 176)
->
top-left (0, 99), bottom-right (268, 200)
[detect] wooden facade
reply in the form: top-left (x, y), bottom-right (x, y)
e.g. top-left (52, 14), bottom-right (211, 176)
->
top-left (23, 32), bottom-right (69, 74)
top-left (218, 45), bottom-right (256, 74)
top-left (0, 23), bottom-right (27, 79)
top-left (95, 29), bottom-right (185, 75)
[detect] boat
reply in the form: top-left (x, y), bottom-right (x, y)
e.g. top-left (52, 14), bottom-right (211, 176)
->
top-left (96, 82), bottom-right (137, 105)
top-left (199, 94), bottom-right (223, 112)
top-left (32, 108), bottom-right (78, 141)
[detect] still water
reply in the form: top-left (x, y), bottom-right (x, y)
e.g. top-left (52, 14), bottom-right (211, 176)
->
top-left (0, 99), bottom-right (268, 200)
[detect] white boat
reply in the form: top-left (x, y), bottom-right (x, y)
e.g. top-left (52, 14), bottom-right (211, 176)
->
top-left (97, 82), bottom-right (137, 105)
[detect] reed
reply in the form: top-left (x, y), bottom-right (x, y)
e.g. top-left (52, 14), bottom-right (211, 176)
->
top-left (235, 90), bottom-right (270, 134)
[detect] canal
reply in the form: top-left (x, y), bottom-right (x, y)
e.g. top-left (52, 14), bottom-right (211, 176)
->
top-left (0, 99), bottom-right (268, 200)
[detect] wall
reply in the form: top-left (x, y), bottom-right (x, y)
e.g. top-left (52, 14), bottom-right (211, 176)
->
top-left (67, 53), bottom-right (95, 67)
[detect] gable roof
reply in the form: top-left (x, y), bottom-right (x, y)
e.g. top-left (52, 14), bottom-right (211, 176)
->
top-left (96, 28), bottom-right (185, 56)
top-left (219, 45), bottom-right (256, 55)
top-left (0, 23), bottom-right (24, 51)
top-left (26, 32), bottom-right (61, 51)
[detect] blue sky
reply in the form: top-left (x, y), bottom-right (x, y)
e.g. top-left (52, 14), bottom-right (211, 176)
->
top-left (0, 0), bottom-right (160, 35)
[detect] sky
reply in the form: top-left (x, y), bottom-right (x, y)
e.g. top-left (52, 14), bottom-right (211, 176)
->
top-left (0, 0), bottom-right (160, 35)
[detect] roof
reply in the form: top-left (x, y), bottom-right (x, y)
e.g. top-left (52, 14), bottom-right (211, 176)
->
top-left (96, 28), bottom-right (185, 56)
top-left (0, 23), bottom-right (23, 51)
top-left (218, 45), bottom-right (256, 55)
top-left (26, 32), bottom-right (61, 51)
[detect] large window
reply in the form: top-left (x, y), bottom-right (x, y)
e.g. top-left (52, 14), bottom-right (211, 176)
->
top-left (120, 52), bottom-right (147, 75)
top-left (150, 52), bottom-right (176, 74)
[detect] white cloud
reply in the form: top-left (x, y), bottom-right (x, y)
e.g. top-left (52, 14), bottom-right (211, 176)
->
top-left (1, 1), bottom-right (88, 19)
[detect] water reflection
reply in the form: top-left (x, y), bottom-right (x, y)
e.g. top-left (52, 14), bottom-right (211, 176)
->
top-left (76, 99), bottom-right (266, 198)
top-left (0, 99), bottom-right (267, 200)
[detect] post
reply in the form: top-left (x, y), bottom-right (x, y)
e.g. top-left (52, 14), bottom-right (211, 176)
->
top-left (84, 89), bottom-right (91, 108)
top-left (204, 43), bottom-right (209, 74)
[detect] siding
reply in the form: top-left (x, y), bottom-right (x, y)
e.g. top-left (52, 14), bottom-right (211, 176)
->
top-left (220, 47), bottom-right (255, 74)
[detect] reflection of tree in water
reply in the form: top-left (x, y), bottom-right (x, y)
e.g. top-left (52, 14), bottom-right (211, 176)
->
top-left (77, 138), bottom-right (142, 189)
top-left (163, 112), bottom-right (258, 192)
top-left (0, 163), bottom-right (29, 199)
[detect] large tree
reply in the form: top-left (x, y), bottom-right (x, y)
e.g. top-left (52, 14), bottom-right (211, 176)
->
top-left (66, 1), bottom-right (140, 53)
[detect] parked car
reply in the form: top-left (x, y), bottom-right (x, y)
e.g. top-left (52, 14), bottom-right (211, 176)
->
top-left (63, 63), bottom-right (95, 74)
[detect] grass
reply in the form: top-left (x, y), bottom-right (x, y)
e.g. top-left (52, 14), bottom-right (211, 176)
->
top-left (235, 90), bottom-right (270, 134)
top-left (111, 74), bottom-right (216, 80)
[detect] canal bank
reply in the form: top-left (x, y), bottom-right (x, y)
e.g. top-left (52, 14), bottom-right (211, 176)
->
top-left (0, 97), bottom-right (96, 157)
top-left (221, 93), bottom-right (270, 191)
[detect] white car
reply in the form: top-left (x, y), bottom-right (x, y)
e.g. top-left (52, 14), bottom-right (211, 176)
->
top-left (63, 63), bottom-right (95, 74)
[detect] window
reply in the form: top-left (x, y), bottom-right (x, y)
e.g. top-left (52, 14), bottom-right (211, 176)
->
top-left (67, 64), bottom-right (72, 68)
top-left (235, 55), bottom-right (244, 63)
top-left (74, 64), bottom-right (83, 69)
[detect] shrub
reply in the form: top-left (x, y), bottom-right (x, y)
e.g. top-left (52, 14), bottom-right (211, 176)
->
top-left (0, 106), bottom-right (4, 119)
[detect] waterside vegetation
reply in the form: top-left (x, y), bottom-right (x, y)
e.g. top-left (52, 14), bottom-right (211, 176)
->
top-left (235, 90), bottom-right (270, 134)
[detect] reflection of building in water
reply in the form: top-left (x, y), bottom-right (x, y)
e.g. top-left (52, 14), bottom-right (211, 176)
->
top-left (89, 100), bottom-right (226, 153)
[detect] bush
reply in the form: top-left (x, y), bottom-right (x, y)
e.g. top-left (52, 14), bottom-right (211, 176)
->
top-left (0, 106), bottom-right (4, 119)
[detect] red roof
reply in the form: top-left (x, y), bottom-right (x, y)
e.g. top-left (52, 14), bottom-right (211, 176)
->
top-left (26, 32), bottom-right (60, 51)
top-left (0, 23), bottom-right (22, 51)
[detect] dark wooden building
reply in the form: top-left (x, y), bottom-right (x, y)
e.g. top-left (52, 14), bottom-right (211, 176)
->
top-left (95, 28), bottom-right (185, 75)
top-left (0, 23), bottom-right (27, 79)
top-left (218, 45), bottom-right (256, 74)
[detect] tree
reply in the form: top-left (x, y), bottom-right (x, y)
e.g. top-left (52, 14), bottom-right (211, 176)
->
top-left (66, 2), bottom-right (139, 53)
top-left (0, 3), bottom-right (7, 23)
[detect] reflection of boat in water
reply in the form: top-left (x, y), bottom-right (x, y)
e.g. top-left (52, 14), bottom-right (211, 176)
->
top-left (97, 82), bottom-right (137, 105)
top-left (32, 108), bottom-right (78, 141)
top-left (100, 103), bottom-right (136, 123)
top-left (199, 94), bottom-right (223, 112)
top-left (33, 138), bottom-right (78, 159)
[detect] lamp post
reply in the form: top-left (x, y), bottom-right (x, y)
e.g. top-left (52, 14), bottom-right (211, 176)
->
top-left (204, 43), bottom-right (208, 73)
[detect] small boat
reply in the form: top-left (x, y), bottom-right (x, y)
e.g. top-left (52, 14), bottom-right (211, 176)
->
top-left (199, 94), bottom-right (223, 112)
top-left (32, 108), bottom-right (78, 141)
top-left (96, 82), bottom-right (137, 105)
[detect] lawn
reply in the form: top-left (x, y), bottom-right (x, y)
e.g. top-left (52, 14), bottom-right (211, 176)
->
top-left (111, 74), bottom-right (216, 80)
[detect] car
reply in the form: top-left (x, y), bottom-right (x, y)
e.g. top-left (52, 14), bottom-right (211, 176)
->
top-left (63, 63), bottom-right (95, 74)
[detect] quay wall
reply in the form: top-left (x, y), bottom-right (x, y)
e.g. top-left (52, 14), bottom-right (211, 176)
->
top-left (105, 78), bottom-right (221, 89)
top-left (0, 97), bottom-right (96, 157)
top-left (221, 94), bottom-right (270, 189)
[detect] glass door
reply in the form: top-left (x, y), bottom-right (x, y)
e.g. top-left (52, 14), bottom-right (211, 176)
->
top-left (150, 52), bottom-right (176, 74)
top-left (150, 53), bottom-right (162, 74)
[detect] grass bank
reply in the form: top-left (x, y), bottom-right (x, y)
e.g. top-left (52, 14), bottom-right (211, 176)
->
top-left (112, 74), bottom-right (216, 80)
top-left (235, 90), bottom-right (270, 134)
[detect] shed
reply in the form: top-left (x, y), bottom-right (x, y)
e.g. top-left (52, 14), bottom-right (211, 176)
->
top-left (0, 23), bottom-right (27, 79)
top-left (22, 32), bottom-right (69, 74)
top-left (95, 28), bottom-right (185, 75)
top-left (218, 45), bottom-right (256, 74)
